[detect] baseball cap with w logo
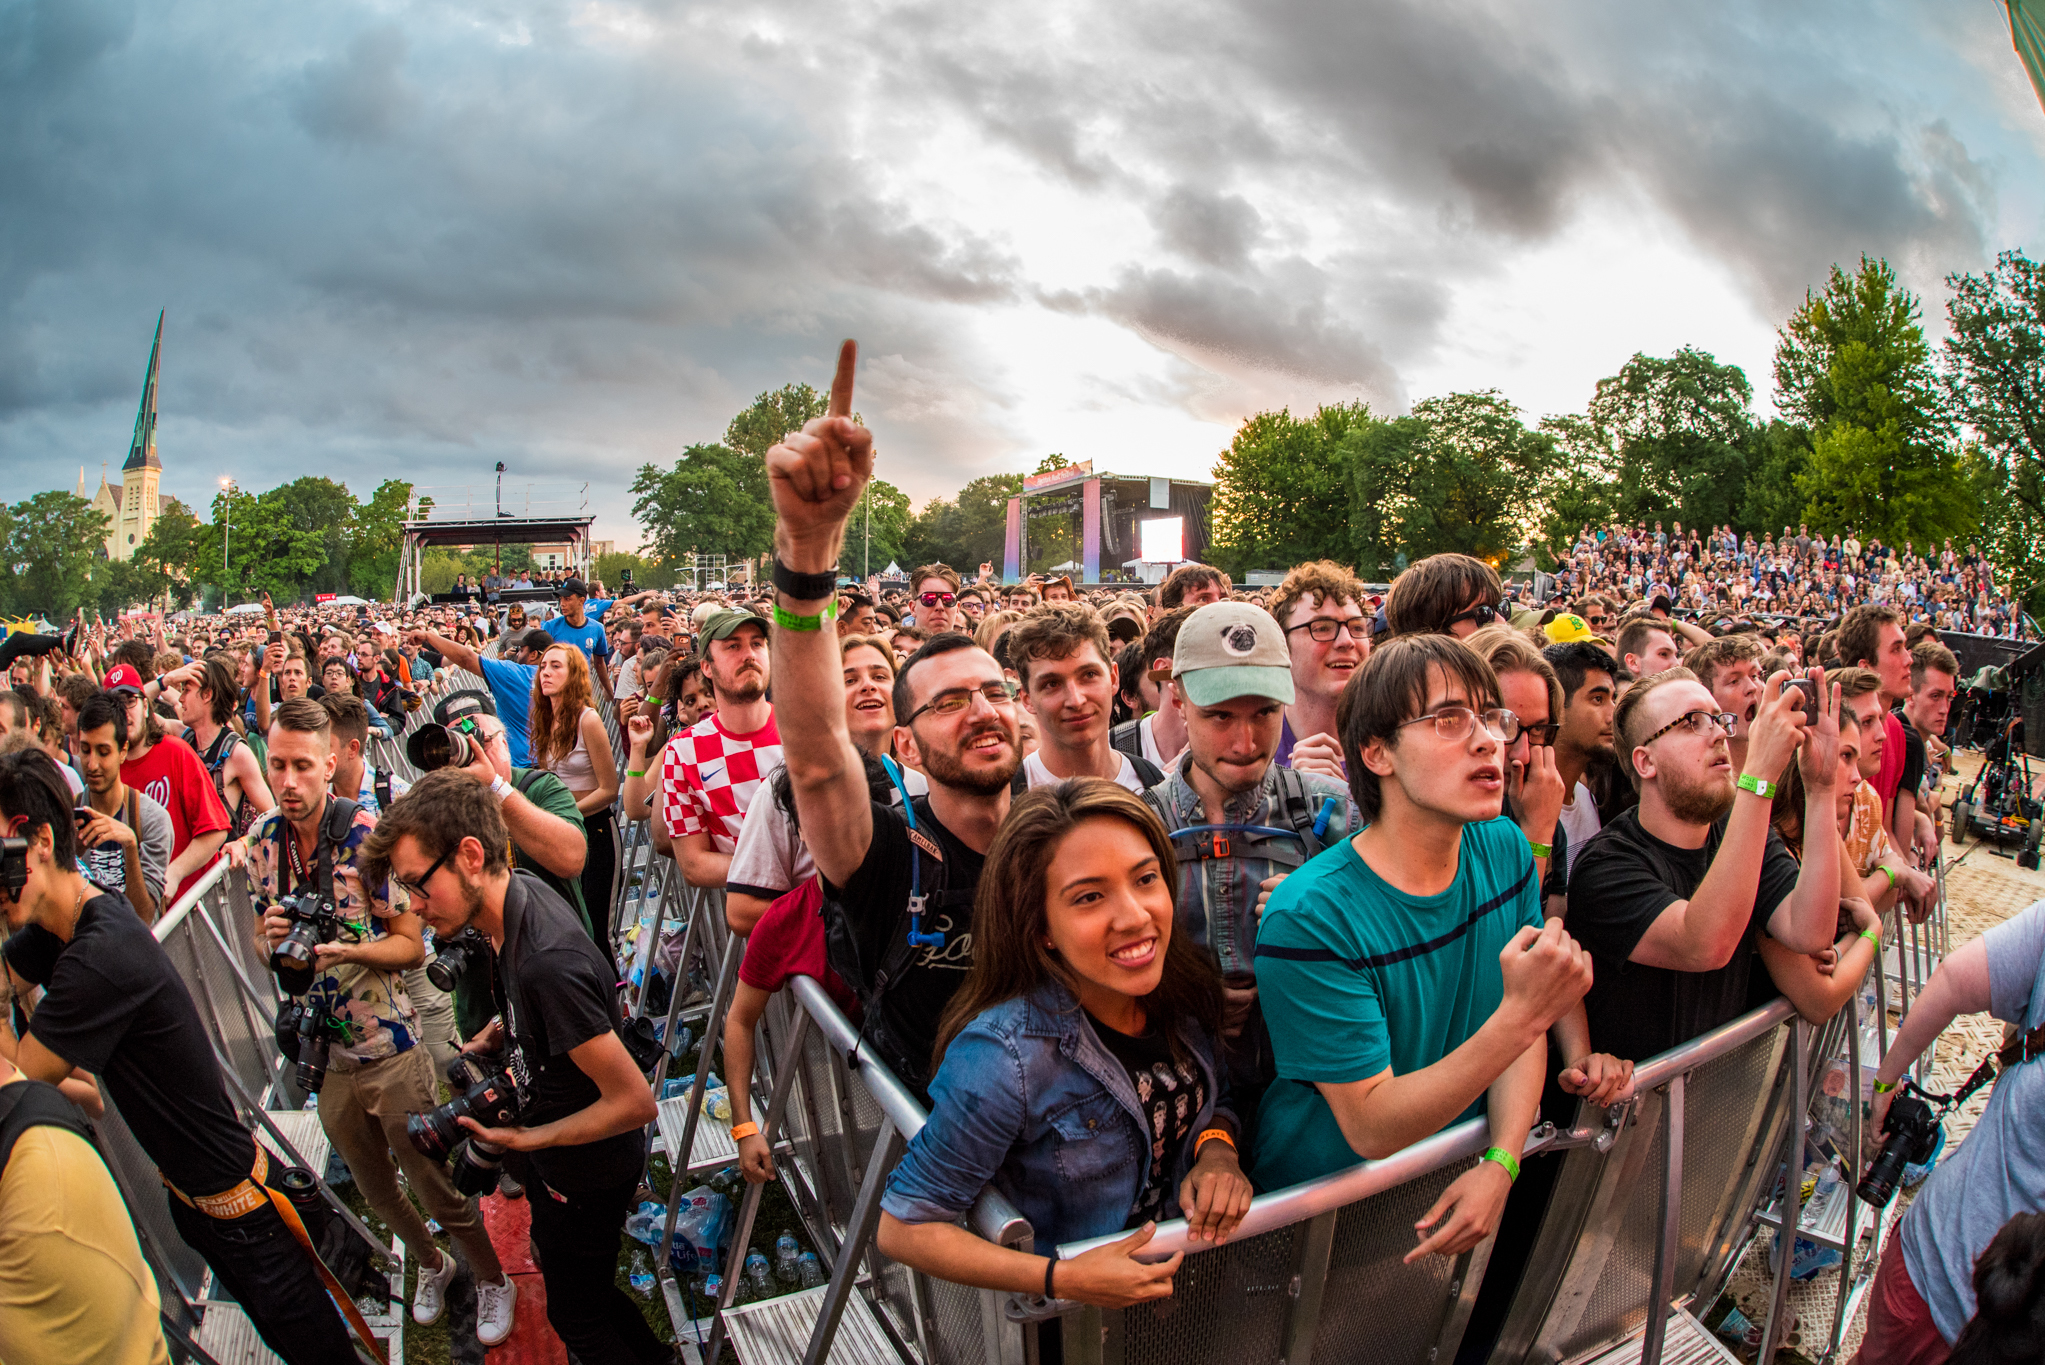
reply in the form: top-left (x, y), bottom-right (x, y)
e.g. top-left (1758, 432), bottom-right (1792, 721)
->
top-left (1171, 602), bottom-right (1295, 707)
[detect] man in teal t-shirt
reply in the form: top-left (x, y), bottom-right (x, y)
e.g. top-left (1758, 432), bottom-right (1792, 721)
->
top-left (1249, 630), bottom-right (1628, 1262)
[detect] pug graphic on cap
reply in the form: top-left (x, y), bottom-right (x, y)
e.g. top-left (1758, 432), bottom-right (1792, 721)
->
top-left (1172, 602), bottom-right (1296, 706)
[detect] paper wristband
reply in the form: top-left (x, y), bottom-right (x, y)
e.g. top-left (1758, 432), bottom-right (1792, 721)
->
top-left (729, 1121), bottom-right (760, 1141)
top-left (772, 599), bottom-right (839, 632)
top-left (1481, 1146), bottom-right (1520, 1183)
top-left (1735, 773), bottom-right (1777, 799)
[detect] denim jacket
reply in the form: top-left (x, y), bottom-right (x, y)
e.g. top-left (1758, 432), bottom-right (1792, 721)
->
top-left (880, 977), bottom-right (1234, 1249)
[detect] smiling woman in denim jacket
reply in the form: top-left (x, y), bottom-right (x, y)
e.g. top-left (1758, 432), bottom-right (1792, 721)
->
top-left (877, 779), bottom-right (1254, 1312)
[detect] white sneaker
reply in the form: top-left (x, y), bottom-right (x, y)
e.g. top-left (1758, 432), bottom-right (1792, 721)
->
top-left (413, 1249), bottom-right (458, 1326)
top-left (477, 1275), bottom-right (519, 1347)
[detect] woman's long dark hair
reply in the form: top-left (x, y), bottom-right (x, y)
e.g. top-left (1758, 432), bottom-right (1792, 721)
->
top-left (931, 779), bottom-right (1222, 1072)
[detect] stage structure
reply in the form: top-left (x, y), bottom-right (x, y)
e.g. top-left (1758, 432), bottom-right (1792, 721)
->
top-left (1001, 462), bottom-right (1212, 584)
top-left (393, 482), bottom-right (595, 604)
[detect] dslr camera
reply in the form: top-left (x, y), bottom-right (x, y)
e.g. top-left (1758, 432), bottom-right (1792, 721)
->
top-left (406, 712), bottom-right (485, 774)
top-left (426, 928), bottom-right (487, 993)
top-left (408, 1053), bottom-right (524, 1197)
top-left (267, 892), bottom-right (342, 997)
top-left (275, 995), bottom-right (348, 1094)
top-left (1857, 1092), bottom-right (1942, 1206)
top-left (1, 836), bottom-right (26, 896)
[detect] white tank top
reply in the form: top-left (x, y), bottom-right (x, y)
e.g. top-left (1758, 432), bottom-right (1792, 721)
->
top-left (542, 707), bottom-right (599, 791)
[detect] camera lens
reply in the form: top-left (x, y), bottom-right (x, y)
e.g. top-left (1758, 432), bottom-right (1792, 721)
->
top-left (426, 932), bottom-right (476, 993)
top-left (407, 1069), bottom-right (521, 1164)
top-left (406, 723), bottom-right (463, 773)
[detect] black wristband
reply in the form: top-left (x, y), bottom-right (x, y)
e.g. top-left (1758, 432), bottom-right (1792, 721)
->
top-left (773, 557), bottom-right (839, 601)
top-left (1044, 1256), bottom-right (1056, 1300)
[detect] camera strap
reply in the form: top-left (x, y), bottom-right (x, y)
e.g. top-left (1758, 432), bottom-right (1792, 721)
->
top-left (276, 797), bottom-right (363, 909)
top-left (1908, 1019), bottom-right (2045, 1113)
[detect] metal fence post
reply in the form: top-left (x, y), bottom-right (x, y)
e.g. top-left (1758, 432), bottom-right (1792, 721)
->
top-left (1640, 1072), bottom-right (1686, 1365)
top-left (803, 1117), bottom-right (904, 1365)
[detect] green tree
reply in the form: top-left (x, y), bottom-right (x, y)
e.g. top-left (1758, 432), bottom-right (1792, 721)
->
top-left (130, 498), bottom-right (205, 609)
top-left (1034, 453), bottom-right (1074, 475)
top-left (1942, 249), bottom-right (2045, 616)
top-left (1739, 420), bottom-right (1817, 535)
top-left (1209, 403), bottom-right (1371, 576)
top-left (1530, 413), bottom-right (1619, 567)
top-left (195, 487), bottom-right (326, 603)
top-left (848, 478), bottom-right (913, 578)
top-left (1775, 255), bottom-right (1975, 544)
top-left (903, 473), bottom-right (1021, 573)
top-left (723, 383), bottom-right (831, 460)
top-left (347, 479), bottom-right (413, 600)
top-left (2, 492), bottom-right (112, 618)
top-left (1345, 391), bottom-right (1553, 575)
top-left (630, 444), bottom-right (775, 571)
top-left (1586, 348), bottom-right (1758, 529)
top-left (268, 477), bottom-right (358, 596)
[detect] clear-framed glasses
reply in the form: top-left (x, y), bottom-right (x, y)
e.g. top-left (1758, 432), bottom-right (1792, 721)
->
top-left (903, 680), bottom-right (1020, 725)
top-left (1398, 706), bottom-right (1521, 745)
top-left (1642, 710), bottom-right (1738, 745)
top-left (1285, 617), bottom-right (1369, 644)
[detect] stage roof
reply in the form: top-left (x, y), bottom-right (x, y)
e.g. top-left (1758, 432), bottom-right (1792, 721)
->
top-left (401, 514), bottom-right (595, 548)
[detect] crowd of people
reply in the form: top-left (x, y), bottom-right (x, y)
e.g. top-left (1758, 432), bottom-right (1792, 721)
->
top-left (0, 358), bottom-right (2039, 1362)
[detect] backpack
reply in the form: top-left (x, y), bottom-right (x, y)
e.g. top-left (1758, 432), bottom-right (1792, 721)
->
top-left (1153, 765), bottom-right (1345, 875)
top-left (819, 764), bottom-right (978, 1093)
top-left (199, 727), bottom-right (258, 839)
top-left (1009, 750), bottom-right (1165, 798)
top-left (1109, 717), bottom-right (1145, 761)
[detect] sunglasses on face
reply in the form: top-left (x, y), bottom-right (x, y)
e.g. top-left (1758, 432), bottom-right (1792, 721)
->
top-left (1444, 603), bottom-right (1500, 630)
top-left (917, 592), bottom-right (957, 608)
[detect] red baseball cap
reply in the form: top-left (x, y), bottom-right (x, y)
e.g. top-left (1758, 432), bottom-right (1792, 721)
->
top-left (104, 663), bottom-right (146, 695)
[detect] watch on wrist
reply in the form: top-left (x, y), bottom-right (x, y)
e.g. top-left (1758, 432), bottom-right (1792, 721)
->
top-left (1735, 773), bottom-right (1777, 799)
top-left (772, 557), bottom-right (840, 601)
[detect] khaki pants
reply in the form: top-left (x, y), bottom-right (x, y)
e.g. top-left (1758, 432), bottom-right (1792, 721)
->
top-left (316, 1046), bottom-right (502, 1282)
top-left (405, 965), bottom-right (461, 1076)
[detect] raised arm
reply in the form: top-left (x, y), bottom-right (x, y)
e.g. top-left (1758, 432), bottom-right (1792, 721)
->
top-left (412, 629), bottom-right (482, 677)
top-left (764, 340), bottom-right (875, 887)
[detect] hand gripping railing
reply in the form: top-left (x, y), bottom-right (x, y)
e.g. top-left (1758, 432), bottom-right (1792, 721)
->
top-left (1048, 997), bottom-right (1805, 1365)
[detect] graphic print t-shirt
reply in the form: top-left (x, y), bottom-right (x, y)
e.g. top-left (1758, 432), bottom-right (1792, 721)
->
top-left (1086, 1013), bottom-right (1205, 1228)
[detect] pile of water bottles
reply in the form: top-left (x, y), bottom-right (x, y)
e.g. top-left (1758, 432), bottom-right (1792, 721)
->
top-left (624, 1163), bottom-right (826, 1307)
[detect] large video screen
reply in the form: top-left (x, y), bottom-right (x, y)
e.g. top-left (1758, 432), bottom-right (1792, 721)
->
top-left (1140, 516), bottom-right (1184, 564)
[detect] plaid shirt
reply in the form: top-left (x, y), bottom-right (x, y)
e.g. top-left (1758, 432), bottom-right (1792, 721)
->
top-left (244, 804), bottom-right (418, 1064)
top-left (1143, 764), bottom-right (1355, 978)
top-left (658, 712), bottom-right (783, 852)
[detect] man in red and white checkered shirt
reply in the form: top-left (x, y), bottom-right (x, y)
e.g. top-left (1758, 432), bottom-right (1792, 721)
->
top-left (660, 609), bottom-right (780, 888)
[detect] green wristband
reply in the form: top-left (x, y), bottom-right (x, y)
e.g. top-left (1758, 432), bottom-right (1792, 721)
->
top-left (1735, 772), bottom-right (1777, 799)
top-left (1481, 1146), bottom-right (1520, 1183)
top-left (1527, 841), bottom-right (1552, 859)
top-left (772, 599), bottom-right (839, 632)
top-left (1872, 1078), bottom-right (1898, 1094)
top-left (1860, 927), bottom-right (1881, 945)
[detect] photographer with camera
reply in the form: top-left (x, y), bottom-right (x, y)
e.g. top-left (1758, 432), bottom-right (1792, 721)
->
top-left (0, 748), bottom-right (360, 1364)
top-left (1853, 899), bottom-right (2045, 1365)
top-left (364, 769), bottom-right (664, 1364)
top-left (222, 698), bottom-right (516, 1346)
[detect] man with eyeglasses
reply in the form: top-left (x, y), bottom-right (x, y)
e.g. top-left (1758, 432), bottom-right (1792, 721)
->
top-left (1251, 634), bottom-right (1623, 1233)
top-left (1269, 561), bottom-right (1369, 780)
top-left (909, 564), bottom-right (963, 634)
top-left (1384, 553), bottom-right (1504, 639)
top-left (761, 343), bottom-right (1023, 1092)
top-left (1568, 666), bottom-right (1843, 1060)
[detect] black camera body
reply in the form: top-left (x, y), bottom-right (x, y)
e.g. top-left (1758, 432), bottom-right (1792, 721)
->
top-left (426, 928), bottom-right (486, 993)
top-left (268, 893), bottom-right (342, 997)
top-left (1, 836), bottom-right (26, 895)
top-left (275, 995), bottom-right (348, 1095)
top-left (1857, 1093), bottom-right (1941, 1206)
top-left (407, 1053), bottom-right (524, 1197)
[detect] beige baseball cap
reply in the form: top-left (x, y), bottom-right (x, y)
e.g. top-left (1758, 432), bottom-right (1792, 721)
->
top-left (1172, 602), bottom-right (1295, 707)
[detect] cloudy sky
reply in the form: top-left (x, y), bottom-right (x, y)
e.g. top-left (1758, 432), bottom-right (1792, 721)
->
top-left (5, 0), bottom-right (2043, 549)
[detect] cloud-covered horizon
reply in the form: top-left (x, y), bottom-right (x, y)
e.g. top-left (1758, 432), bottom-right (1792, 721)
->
top-left (4, 0), bottom-right (2040, 547)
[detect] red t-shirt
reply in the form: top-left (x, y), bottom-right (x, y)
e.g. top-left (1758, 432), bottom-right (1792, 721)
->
top-left (736, 879), bottom-right (856, 1017)
top-left (1873, 712), bottom-right (1906, 822)
top-left (122, 734), bottom-right (231, 860)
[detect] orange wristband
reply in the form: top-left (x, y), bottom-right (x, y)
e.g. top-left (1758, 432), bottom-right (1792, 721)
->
top-left (1196, 1127), bottom-right (1236, 1154)
top-left (729, 1121), bottom-right (760, 1141)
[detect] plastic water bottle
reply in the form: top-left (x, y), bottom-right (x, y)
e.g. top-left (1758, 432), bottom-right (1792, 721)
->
top-left (702, 1273), bottom-right (725, 1306)
top-left (775, 1231), bottom-right (803, 1285)
top-left (624, 1200), bottom-right (667, 1245)
top-left (744, 1250), bottom-right (774, 1299)
top-left (796, 1250), bottom-right (825, 1288)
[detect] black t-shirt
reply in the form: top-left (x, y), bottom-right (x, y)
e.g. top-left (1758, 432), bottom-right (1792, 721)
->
top-left (825, 798), bottom-right (984, 1079)
top-left (4, 893), bottom-right (254, 1196)
top-left (1893, 708), bottom-right (1927, 797)
top-left (1085, 1012), bottom-right (1204, 1229)
top-left (494, 871), bottom-right (641, 1192)
top-left (1567, 809), bottom-right (1801, 1060)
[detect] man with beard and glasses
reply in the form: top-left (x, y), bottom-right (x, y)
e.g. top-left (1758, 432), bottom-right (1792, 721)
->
top-left (1567, 667), bottom-right (1843, 1059)
top-left (639, 609), bottom-right (779, 887)
top-left (761, 341), bottom-right (1022, 1092)
top-left (1683, 633), bottom-right (1766, 774)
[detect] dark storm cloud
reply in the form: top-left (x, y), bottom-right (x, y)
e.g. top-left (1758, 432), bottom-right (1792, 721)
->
top-left (0, 0), bottom-right (2020, 527)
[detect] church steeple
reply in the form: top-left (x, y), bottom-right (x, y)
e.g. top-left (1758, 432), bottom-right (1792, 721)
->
top-left (123, 310), bottom-right (162, 472)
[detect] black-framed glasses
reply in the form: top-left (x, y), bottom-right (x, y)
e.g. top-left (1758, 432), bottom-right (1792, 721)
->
top-left (1444, 602), bottom-right (1500, 630)
top-left (903, 680), bottom-right (1020, 725)
top-left (917, 592), bottom-right (957, 608)
top-left (1519, 721), bottom-right (1561, 748)
top-left (1398, 706), bottom-right (1521, 744)
top-left (1642, 710), bottom-right (1738, 745)
top-left (394, 843), bottom-right (457, 900)
top-left (1285, 617), bottom-right (1369, 643)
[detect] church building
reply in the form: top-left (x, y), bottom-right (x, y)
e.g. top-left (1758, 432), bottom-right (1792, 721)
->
top-left (85, 310), bottom-right (165, 561)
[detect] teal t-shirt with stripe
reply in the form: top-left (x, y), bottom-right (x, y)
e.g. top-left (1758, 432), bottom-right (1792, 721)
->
top-left (1249, 818), bottom-right (1540, 1192)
